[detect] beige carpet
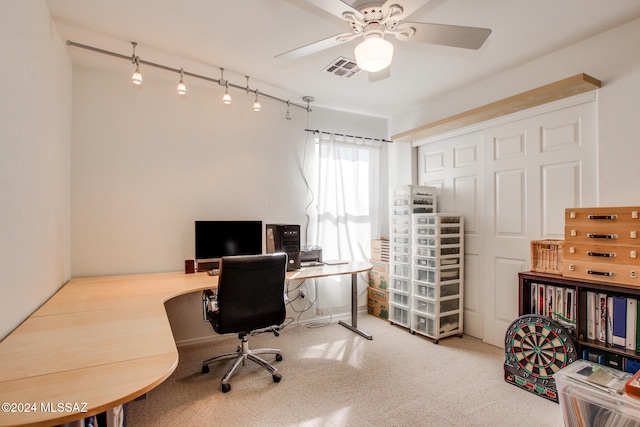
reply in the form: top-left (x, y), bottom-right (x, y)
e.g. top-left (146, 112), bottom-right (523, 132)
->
top-left (127, 315), bottom-right (562, 426)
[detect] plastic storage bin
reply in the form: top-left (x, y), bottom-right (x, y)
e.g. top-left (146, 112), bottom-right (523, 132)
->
top-left (555, 360), bottom-right (640, 426)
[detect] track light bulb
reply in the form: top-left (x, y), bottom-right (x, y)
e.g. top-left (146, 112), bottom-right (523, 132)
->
top-left (223, 85), bottom-right (231, 105)
top-left (130, 42), bottom-right (142, 86)
top-left (132, 65), bottom-right (142, 86)
top-left (253, 91), bottom-right (261, 112)
top-left (177, 69), bottom-right (186, 95)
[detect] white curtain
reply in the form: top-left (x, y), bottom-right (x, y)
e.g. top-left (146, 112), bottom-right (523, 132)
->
top-left (312, 133), bottom-right (381, 262)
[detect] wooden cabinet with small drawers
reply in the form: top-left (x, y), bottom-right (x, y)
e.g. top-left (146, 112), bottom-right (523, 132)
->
top-left (563, 207), bottom-right (640, 287)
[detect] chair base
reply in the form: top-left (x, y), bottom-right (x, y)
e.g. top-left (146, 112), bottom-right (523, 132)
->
top-left (202, 333), bottom-right (282, 392)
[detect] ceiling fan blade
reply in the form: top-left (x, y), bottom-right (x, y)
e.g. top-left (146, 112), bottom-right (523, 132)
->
top-left (275, 32), bottom-right (357, 61)
top-left (304, 0), bottom-right (363, 21)
top-left (381, 0), bottom-right (432, 21)
top-left (368, 67), bottom-right (390, 83)
top-left (395, 22), bottom-right (491, 50)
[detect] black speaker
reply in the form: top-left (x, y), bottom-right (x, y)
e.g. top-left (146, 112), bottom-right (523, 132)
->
top-left (266, 224), bottom-right (301, 271)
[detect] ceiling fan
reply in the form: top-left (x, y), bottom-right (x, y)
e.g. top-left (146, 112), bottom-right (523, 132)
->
top-left (276, 0), bottom-right (491, 76)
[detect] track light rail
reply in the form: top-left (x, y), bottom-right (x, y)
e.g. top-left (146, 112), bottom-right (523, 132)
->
top-left (66, 40), bottom-right (312, 112)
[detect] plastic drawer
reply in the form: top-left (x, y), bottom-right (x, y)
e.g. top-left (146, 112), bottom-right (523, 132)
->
top-left (413, 265), bottom-right (460, 284)
top-left (389, 303), bottom-right (410, 327)
top-left (390, 243), bottom-right (410, 255)
top-left (412, 245), bottom-right (462, 258)
top-left (391, 253), bottom-right (410, 264)
top-left (412, 214), bottom-right (463, 226)
top-left (390, 290), bottom-right (410, 307)
top-left (413, 281), bottom-right (460, 299)
top-left (390, 225), bottom-right (410, 236)
top-left (413, 281), bottom-right (436, 299)
top-left (413, 255), bottom-right (461, 268)
top-left (391, 235), bottom-right (410, 245)
top-left (413, 225), bottom-right (462, 236)
top-left (413, 298), bottom-right (435, 315)
top-left (439, 313), bottom-right (460, 334)
top-left (390, 215), bottom-right (410, 226)
top-left (389, 275), bottom-right (410, 292)
top-left (390, 262), bottom-right (410, 279)
top-left (412, 236), bottom-right (462, 247)
top-left (412, 312), bottom-right (436, 336)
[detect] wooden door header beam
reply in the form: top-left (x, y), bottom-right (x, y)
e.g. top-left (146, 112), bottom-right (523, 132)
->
top-left (391, 73), bottom-right (601, 143)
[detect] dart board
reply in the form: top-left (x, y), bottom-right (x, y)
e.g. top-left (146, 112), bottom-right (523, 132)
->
top-left (504, 315), bottom-right (577, 403)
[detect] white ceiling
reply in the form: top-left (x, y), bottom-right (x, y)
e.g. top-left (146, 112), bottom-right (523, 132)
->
top-left (46, 0), bottom-right (640, 118)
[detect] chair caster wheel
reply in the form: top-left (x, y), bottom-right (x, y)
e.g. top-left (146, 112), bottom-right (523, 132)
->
top-left (275, 354), bottom-right (283, 362)
top-left (433, 339), bottom-right (439, 344)
top-left (221, 383), bottom-right (231, 393)
top-left (272, 373), bottom-right (282, 383)
top-left (202, 365), bottom-right (209, 374)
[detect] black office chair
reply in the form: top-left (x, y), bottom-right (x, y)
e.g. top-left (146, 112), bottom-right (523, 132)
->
top-left (201, 253), bottom-right (287, 393)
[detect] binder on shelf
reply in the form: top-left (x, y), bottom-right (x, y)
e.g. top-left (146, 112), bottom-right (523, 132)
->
top-left (566, 289), bottom-right (576, 322)
top-left (545, 286), bottom-right (554, 318)
top-left (538, 285), bottom-right (546, 317)
top-left (555, 287), bottom-right (564, 319)
top-left (587, 291), bottom-right (596, 340)
top-left (612, 296), bottom-right (627, 349)
top-left (598, 293), bottom-right (607, 344)
top-left (627, 298), bottom-right (637, 351)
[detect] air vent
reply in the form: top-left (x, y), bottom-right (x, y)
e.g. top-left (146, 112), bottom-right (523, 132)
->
top-left (323, 57), bottom-right (362, 78)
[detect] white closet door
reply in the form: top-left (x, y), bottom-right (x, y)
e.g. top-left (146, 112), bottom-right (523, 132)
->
top-left (417, 98), bottom-right (597, 347)
top-left (418, 131), bottom-right (485, 339)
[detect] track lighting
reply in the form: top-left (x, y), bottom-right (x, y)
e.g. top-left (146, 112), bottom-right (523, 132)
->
top-left (130, 42), bottom-right (142, 86)
top-left (285, 100), bottom-right (292, 120)
top-left (67, 40), bottom-right (316, 119)
top-left (253, 90), bottom-right (261, 112)
top-left (177, 68), bottom-right (186, 95)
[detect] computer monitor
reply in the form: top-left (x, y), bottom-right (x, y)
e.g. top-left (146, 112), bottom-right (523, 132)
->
top-left (195, 220), bottom-right (262, 262)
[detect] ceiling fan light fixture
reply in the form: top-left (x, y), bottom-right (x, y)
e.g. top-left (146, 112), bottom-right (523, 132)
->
top-left (354, 37), bottom-right (394, 73)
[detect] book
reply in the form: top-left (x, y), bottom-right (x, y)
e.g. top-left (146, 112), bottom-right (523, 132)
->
top-left (566, 289), bottom-right (576, 322)
top-left (612, 296), bottom-right (627, 348)
top-left (586, 291), bottom-right (596, 340)
top-left (531, 283), bottom-right (538, 314)
top-left (545, 285), bottom-right (554, 317)
top-left (555, 287), bottom-right (564, 318)
top-left (598, 293), bottom-right (607, 343)
top-left (627, 298), bottom-right (637, 351)
top-left (538, 284), bottom-right (546, 316)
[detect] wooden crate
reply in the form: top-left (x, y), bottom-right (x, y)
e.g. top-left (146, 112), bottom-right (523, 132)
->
top-left (530, 240), bottom-right (564, 275)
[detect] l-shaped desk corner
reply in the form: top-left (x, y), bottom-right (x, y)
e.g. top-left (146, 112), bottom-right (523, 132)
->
top-left (0, 261), bottom-right (372, 427)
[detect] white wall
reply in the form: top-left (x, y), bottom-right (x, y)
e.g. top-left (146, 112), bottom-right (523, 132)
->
top-left (70, 62), bottom-right (387, 343)
top-left (0, 1), bottom-right (72, 339)
top-left (390, 17), bottom-right (640, 206)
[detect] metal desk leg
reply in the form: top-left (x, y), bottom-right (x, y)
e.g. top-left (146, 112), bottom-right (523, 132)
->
top-left (339, 272), bottom-right (373, 340)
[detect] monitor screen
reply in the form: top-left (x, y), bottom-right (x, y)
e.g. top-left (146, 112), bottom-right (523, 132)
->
top-left (195, 220), bottom-right (262, 261)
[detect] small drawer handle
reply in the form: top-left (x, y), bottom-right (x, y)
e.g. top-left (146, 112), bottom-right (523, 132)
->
top-left (587, 269), bottom-right (615, 277)
top-left (587, 214), bottom-right (618, 220)
top-left (587, 251), bottom-right (616, 258)
top-left (587, 233), bottom-right (618, 239)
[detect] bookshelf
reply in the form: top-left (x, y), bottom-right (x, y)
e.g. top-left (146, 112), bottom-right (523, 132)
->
top-left (519, 271), bottom-right (640, 369)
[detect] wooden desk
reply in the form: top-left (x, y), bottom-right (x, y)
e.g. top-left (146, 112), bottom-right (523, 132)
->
top-left (0, 261), bottom-right (371, 427)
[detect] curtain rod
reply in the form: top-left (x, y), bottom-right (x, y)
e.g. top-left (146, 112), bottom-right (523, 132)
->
top-left (66, 40), bottom-right (312, 112)
top-left (304, 129), bottom-right (393, 143)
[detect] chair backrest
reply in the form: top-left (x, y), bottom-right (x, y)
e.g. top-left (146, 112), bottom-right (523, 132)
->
top-left (210, 253), bottom-right (287, 335)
